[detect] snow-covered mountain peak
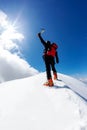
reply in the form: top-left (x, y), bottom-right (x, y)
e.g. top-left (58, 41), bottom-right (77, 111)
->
top-left (0, 72), bottom-right (87, 130)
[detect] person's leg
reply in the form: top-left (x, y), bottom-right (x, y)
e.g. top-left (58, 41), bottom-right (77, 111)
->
top-left (43, 56), bottom-right (54, 86)
top-left (51, 57), bottom-right (58, 80)
top-left (44, 56), bottom-right (51, 80)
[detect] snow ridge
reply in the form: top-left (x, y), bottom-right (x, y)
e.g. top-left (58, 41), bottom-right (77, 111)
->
top-left (0, 72), bottom-right (87, 130)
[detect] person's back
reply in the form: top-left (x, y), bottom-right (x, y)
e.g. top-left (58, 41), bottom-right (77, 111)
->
top-left (46, 43), bottom-right (58, 57)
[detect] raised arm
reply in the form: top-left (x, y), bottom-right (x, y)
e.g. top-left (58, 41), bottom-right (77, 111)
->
top-left (38, 33), bottom-right (47, 47)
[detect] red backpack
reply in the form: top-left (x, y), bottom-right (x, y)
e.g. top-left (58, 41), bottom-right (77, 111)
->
top-left (47, 43), bottom-right (58, 57)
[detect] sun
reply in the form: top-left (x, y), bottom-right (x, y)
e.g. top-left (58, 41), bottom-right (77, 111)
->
top-left (1, 22), bottom-right (24, 41)
top-left (0, 16), bottom-right (24, 51)
top-left (1, 24), bottom-right (15, 40)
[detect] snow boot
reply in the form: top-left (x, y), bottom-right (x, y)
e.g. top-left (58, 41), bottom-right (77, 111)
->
top-left (43, 78), bottom-right (54, 87)
top-left (53, 72), bottom-right (58, 80)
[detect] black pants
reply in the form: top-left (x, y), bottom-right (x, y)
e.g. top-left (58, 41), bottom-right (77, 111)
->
top-left (43, 55), bottom-right (57, 80)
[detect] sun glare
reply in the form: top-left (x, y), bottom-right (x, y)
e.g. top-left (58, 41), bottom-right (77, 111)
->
top-left (1, 24), bottom-right (17, 39)
top-left (2, 26), bottom-right (12, 39)
top-left (0, 10), bottom-right (24, 52)
top-left (0, 20), bottom-right (24, 44)
top-left (0, 14), bottom-right (24, 51)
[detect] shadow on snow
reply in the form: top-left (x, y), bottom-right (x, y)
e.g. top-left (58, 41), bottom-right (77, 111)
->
top-left (54, 84), bottom-right (87, 102)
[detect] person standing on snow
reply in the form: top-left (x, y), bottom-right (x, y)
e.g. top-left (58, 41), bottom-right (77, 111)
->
top-left (38, 32), bottom-right (59, 86)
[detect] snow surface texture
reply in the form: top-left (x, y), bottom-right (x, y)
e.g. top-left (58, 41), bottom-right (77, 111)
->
top-left (0, 72), bottom-right (87, 130)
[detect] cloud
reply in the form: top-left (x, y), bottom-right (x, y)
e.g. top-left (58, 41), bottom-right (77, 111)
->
top-left (0, 10), bottom-right (38, 83)
top-left (0, 10), bottom-right (24, 52)
top-left (0, 10), bottom-right (8, 27)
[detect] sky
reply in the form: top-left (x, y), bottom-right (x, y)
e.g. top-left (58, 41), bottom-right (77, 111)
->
top-left (0, 0), bottom-right (87, 82)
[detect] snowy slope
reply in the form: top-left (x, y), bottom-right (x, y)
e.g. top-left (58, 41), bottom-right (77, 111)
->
top-left (0, 72), bottom-right (87, 130)
top-left (58, 73), bottom-right (87, 101)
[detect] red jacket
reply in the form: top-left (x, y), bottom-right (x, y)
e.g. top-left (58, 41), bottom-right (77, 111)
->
top-left (46, 43), bottom-right (58, 57)
top-left (38, 33), bottom-right (59, 63)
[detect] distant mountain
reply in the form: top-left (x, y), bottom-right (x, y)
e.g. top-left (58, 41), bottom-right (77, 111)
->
top-left (80, 78), bottom-right (87, 85)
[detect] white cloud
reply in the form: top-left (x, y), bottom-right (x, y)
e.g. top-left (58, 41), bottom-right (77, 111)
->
top-left (0, 10), bottom-right (38, 83)
top-left (0, 10), bottom-right (24, 52)
top-left (0, 10), bottom-right (8, 27)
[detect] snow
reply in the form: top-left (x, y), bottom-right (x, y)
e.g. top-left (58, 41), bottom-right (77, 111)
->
top-left (0, 72), bottom-right (87, 130)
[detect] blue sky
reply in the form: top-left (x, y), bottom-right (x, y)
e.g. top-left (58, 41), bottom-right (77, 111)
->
top-left (0, 0), bottom-right (87, 77)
